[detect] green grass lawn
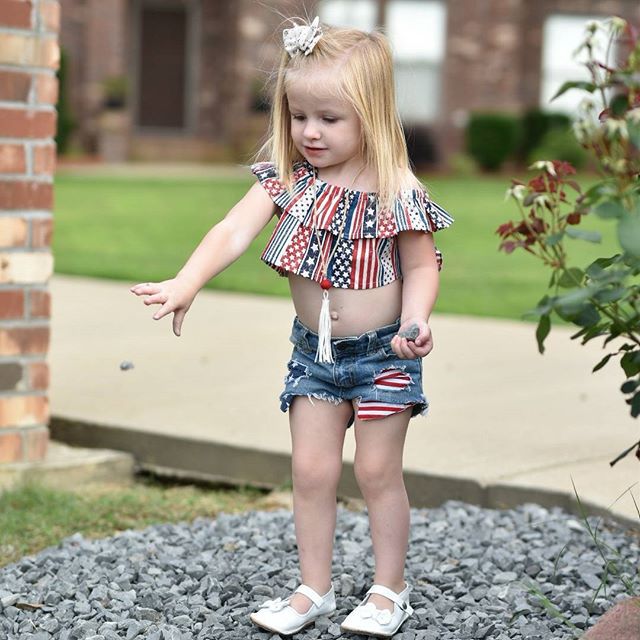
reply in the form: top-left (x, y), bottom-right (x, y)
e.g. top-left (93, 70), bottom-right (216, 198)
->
top-left (53, 172), bottom-right (618, 322)
top-left (0, 477), bottom-right (269, 567)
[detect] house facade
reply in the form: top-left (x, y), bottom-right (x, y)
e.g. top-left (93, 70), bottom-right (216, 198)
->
top-left (59, 0), bottom-right (640, 165)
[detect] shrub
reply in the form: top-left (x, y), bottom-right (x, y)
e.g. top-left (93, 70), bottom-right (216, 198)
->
top-left (518, 109), bottom-right (571, 161)
top-left (466, 112), bottom-right (521, 171)
top-left (403, 124), bottom-right (438, 168)
top-left (497, 17), bottom-right (640, 441)
top-left (55, 48), bottom-right (75, 155)
top-left (528, 128), bottom-right (589, 169)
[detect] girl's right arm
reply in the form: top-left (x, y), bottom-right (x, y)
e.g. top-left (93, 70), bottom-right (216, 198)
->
top-left (130, 181), bottom-right (277, 336)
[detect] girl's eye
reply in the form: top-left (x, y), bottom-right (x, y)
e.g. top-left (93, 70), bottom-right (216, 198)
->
top-left (323, 117), bottom-right (337, 123)
top-left (291, 115), bottom-right (305, 121)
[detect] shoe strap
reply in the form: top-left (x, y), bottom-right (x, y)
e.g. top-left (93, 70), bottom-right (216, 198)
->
top-left (295, 584), bottom-right (330, 608)
top-left (366, 584), bottom-right (413, 614)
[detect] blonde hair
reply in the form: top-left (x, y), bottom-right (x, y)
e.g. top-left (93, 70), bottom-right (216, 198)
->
top-left (257, 21), bottom-right (420, 211)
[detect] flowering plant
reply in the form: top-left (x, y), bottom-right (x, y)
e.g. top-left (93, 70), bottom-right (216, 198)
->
top-left (497, 17), bottom-right (640, 461)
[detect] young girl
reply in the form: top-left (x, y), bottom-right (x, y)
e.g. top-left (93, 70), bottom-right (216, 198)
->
top-left (131, 17), bottom-right (453, 638)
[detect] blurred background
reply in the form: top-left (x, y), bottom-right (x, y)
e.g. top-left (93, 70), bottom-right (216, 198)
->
top-left (55, 0), bottom-right (639, 172)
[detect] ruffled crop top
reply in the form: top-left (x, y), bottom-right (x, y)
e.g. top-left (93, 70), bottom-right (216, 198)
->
top-left (251, 160), bottom-right (454, 290)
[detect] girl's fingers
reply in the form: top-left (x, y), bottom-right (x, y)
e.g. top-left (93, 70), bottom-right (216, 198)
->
top-left (143, 293), bottom-right (168, 305)
top-left (391, 336), bottom-right (413, 359)
top-left (130, 282), bottom-right (156, 292)
top-left (173, 309), bottom-right (186, 337)
top-left (400, 338), bottom-right (415, 359)
top-left (152, 299), bottom-right (176, 320)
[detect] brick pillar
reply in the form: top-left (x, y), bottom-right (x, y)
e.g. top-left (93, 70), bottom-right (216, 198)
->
top-left (0, 0), bottom-right (58, 464)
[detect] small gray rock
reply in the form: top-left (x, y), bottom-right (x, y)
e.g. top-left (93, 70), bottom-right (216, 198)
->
top-left (397, 323), bottom-right (420, 341)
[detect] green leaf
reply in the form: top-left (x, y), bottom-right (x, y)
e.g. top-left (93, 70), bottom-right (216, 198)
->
top-left (533, 295), bottom-right (555, 316)
top-left (557, 268), bottom-right (584, 288)
top-left (555, 287), bottom-right (594, 309)
top-left (565, 227), bottom-right (602, 243)
top-left (593, 353), bottom-right (614, 372)
top-left (628, 122), bottom-right (640, 150)
top-left (550, 81), bottom-right (597, 102)
top-left (585, 255), bottom-right (622, 278)
top-left (593, 286), bottom-right (626, 303)
top-left (536, 314), bottom-right (551, 354)
top-left (546, 232), bottom-right (565, 246)
top-left (617, 213), bottom-right (640, 257)
top-left (621, 379), bottom-right (640, 394)
top-left (610, 94), bottom-right (629, 117)
top-left (629, 391), bottom-right (640, 418)
top-left (571, 326), bottom-right (589, 340)
top-left (620, 352), bottom-right (640, 377)
top-left (582, 182), bottom-right (618, 207)
top-left (594, 200), bottom-right (627, 219)
top-left (573, 304), bottom-right (600, 327)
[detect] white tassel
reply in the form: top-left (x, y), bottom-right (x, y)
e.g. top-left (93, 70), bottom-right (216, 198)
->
top-left (315, 289), bottom-right (334, 363)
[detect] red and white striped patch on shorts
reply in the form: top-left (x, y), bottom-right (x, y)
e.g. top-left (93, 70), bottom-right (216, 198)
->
top-left (357, 401), bottom-right (412, 420)
top-left (357, 368), bottom-right (414, 420)
top-left (372, 369), bottom-right (412, 390)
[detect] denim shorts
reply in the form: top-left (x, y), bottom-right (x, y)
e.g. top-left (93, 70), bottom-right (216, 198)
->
top-left (280, 316), bottom-right (429, 427)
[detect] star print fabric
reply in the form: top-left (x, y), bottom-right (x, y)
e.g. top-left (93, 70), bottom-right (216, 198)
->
top-left (251, 161), bottom-right (454, 290)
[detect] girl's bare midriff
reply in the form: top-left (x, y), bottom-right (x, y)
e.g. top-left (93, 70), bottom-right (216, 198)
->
top-left (288, 272), bottom-right (403, 337)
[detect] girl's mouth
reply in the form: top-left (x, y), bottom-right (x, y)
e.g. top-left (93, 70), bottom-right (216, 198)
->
top-left (304, 146), bottom-right (327, 154)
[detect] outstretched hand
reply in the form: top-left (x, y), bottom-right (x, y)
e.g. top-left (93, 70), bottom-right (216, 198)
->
top-left (390, 318), bottom-right (433, 359)
top-left (129, 278), bottom-right (197, 337)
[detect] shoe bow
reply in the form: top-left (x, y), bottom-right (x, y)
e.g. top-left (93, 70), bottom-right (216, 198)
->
top-left (358, 602), bottom-right (393, 625)
top-left (258, 596), bottom-right (290, 612)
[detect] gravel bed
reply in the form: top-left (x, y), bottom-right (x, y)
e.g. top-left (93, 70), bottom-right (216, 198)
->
top-left (0, 500), bottom-right (638, 640)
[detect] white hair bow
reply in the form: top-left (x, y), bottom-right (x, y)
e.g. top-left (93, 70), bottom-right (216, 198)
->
top-left (283, 16), bottom-right (322, 57)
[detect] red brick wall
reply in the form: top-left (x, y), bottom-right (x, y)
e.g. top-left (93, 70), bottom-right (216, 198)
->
top-left (0, 0), bottom-right (58, 464)
top-left (438, 0), bottom-right (640, 160)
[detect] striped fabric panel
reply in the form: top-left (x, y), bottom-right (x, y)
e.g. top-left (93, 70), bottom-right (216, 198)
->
top-left (373, 369), bottom-right (412, 390)
top-left (251, 161), bottom-right (453, 287)
top-left (357, 401), bottom-right (412, 420)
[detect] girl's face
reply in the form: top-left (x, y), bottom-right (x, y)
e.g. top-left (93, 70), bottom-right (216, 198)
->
top-left (286, 68), bottom-right (363, 177)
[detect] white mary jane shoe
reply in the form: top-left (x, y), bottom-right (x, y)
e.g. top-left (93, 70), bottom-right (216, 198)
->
top-left (249, 583), bottom-right (336, 635)
top-left (340, 582), bottom-right (414, 638)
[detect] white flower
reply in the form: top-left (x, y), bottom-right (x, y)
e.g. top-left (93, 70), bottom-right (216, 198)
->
top-left (283, 16), bottom-right (322, 57)
top-left (607, 17), bottom-right (627, 35)
top-left (604, 118), bottom-right (629, 141)
top-left (533, 193), bottom-right (552, 208)
top-left (529, 161), bottom-right (556, 176)
top-left (577, 97), bottom-right (596, 113)
top-left (626, 107), bottom-right (640, 125)
top-left (572, 118), bottom-right (599, 144)
top-left (505, 184), bottom-right (526, 202)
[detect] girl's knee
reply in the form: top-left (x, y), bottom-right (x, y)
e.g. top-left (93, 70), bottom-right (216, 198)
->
top-left (353, 454), bottom-right (403, 495)
top-left (292, 453), bottom-right (342, 493)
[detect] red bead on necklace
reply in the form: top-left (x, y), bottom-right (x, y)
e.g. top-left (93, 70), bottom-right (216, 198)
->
top-left (320, 277), bottom-right (332, 290)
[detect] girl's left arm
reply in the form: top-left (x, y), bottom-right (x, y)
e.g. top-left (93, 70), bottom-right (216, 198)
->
top-left (390, 230), bottom-right (440, 359)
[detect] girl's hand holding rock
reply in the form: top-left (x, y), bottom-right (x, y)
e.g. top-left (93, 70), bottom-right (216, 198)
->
top-left (392, 320), bottom-right (433, 359)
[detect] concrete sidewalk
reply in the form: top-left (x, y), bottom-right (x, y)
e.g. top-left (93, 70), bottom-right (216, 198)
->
top-left (48, 274), bottom-right (639, 527)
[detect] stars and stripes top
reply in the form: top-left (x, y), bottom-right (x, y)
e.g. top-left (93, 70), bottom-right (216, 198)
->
top-left (251, 160), bottom-right (454, 290)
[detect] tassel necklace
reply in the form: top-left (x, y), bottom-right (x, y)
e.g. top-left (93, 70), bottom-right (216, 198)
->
top-left (310, 164), bottom-right (366, 363)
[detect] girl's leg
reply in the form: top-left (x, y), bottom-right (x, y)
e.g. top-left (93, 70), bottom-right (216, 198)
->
top-left (288, 396), bottom-right (352, 614)
top-left (352, 407), bottom-right (412, 612)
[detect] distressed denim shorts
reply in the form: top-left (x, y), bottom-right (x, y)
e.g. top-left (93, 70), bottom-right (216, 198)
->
top-left (280, 316), bottom-right (429, 428)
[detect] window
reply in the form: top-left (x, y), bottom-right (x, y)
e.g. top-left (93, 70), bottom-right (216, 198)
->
top-left (320, 0), bottom-right (446, 123)
top-left (387, 1), bottom-right (447, 122)
top-left (540, 14), bottom-right (608, 113)
top-left (319, 0), bottom-right (377, 31)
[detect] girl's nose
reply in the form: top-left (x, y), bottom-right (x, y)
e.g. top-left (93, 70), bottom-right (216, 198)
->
top-left (303, 121), bottom-right (321, 140)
